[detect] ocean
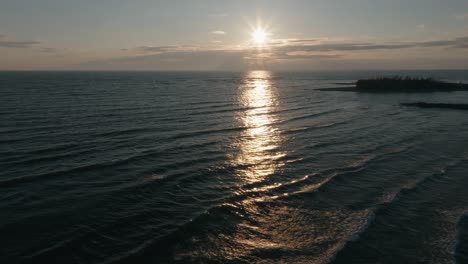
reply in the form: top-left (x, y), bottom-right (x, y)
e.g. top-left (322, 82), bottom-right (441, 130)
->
top-left (1, 70), bottom-right (468, 263)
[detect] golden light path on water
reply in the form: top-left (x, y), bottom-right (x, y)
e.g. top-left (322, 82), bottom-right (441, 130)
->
top-left (231, 70), bottom-right (286, 183)
top-left (178, 71), bottom-right (374, 263)
top-left (220, 73), bottom-right (372, 262)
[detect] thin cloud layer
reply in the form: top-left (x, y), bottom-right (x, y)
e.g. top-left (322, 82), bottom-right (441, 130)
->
top-left (73, 35), bottom-right (468, 70)
top-left (129, 36), bottom-right (468, 57)
top-left (0, 34), bottom-right (60, 54)
top-left (76, 49), bottom-right (250, 71)
top-left (0, 35), bottom-right (41, 48)
top-left (38, 47), bottom-right (58, 53)
top-left (272, 36), bottom-right (468, 53)
top-left (211, 30), bottom-right (227, 35)
top-left (136, 46), bottom-right (179, 53)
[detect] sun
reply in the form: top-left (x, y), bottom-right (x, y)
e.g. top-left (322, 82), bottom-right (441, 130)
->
top-left (252, 29), bottom-right (268, 46)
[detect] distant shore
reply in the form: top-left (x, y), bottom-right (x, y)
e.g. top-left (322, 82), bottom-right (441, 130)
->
top-left (319, 77), bottom-right (468, 92)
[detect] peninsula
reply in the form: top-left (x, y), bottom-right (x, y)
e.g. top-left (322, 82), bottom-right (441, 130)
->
top-left (320, 77), bottom-right (468, 92)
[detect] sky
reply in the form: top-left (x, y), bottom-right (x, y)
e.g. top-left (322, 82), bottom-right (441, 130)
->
top-left (1, 0), bottom-right (468, 70)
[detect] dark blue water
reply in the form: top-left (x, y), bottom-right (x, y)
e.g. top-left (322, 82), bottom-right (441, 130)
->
top-left (1, 70), bottom-right (468, 264)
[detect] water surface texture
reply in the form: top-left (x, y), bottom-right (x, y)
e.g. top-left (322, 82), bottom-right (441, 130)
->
top-left (1, 70), bottom-right (468, 263)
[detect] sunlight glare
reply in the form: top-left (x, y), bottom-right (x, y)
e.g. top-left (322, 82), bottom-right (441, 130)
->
top-left (252, 29), bottom-right (268, 46)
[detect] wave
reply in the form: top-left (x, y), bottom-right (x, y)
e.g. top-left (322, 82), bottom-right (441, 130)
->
top-left (329, 158), bottom-right (468, 263)
top-left (87, 154), bottom-right (386, 263)
top-left (187, 100), bottom-right (234, 106)
top-left (0, 146), bottom-right (226, 188)
top-left (168, 126), bottom-right (246, 140)
top-left (279, 109), bottom-right (342, 124)
top-left (109, 148), bottom-right (393, 264)
top-left (1, 148), bottom-right (96, 169)
top-left (283, 120), bottom-right (349, 135)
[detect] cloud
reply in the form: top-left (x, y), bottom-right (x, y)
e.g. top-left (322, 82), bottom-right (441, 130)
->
top-left (136, 45), bottom-right (178, 53)
top-left (75, 49), bottom-right (251, 71)
top-left (211, 30), bottom-right (226, 35)
top-left (73, 35), bottom-right (468, 70)
top-left (270, 36), bottom-right (468, 55)
top-left (38, 47), bottom-right (58, 53)
top-left (123, 37), bottom-right (468, 60)
top-left (0, 34), bottom-right (63, 54)
top-left (274, 53), bottom-right (344, 60)
top-left (0, 34), bottom-right (48, 50)
top-left (0, 35), bottom-right (41, 48)
top-left (416, 24), bottom-right (425, 30)
top-left (419, 37), bottom-right (468, 48)
top-left (285, 39), bottom-right (319, 43)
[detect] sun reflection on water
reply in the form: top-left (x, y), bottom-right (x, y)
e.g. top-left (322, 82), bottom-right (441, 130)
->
top-left (174, 71), bottom-right (366, 262)
top-left (231, 70), bottom-right (286, 183)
